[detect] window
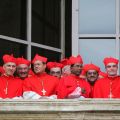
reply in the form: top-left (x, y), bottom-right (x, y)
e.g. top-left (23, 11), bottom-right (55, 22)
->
top-left (0, 39), bottom-right (26, 65)
top-left (0, 0), bottom-right (26, 39)
top-left (79, 39), bottom-right (116, 71)
top-left (32, 0), bottom-right (61, 48)
top-left (0, 0), bottom-right (64, 64)
top-left (32, 46), bottom-right (61, 61)
top-left (72, 0), bottom-right (120, 71)
top-left (79, 0), bottom-right (116, 34)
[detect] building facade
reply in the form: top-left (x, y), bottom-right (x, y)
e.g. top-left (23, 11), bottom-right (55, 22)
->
top-left (0, 0), bottom-right (120, 72)
top-left (72, 0), bottom-right (120, 71)
top-left (0, 0), bottom-right (70, 65)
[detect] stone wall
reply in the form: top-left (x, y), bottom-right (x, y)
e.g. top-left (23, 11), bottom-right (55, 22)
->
top-left (0, 99), bottom-right (120, 120)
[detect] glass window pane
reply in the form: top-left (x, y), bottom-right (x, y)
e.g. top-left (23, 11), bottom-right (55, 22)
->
top-left (0, 0), bottom-right (26, 40)
top-left (119, 1), bottom-right (120, 33)
top-left (32, 0), bottom-right (61, 48)
top-left (0, 39), bottom-right (27, 65)
top-left (32, 46), bottom-right (61, 62)
top-left (79, 39), bottom-right (116, 71)
top-left (78, 0), bottom-right (116, 34)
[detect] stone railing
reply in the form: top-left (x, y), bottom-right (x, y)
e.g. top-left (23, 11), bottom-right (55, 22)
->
top-left (0, 99), bottom-right (120, 120)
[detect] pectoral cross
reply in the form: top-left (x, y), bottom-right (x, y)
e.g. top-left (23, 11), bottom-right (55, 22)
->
top-left (41, 89), bottom-right (46, 96)
top-left (41, 80), bottom-right (46, 96)
top-left (109, 82), bottom-right (113, 98)
top-left (108, 92), bottom-right (113, 99)
top-left (4, 88), bottom-right (8, 95)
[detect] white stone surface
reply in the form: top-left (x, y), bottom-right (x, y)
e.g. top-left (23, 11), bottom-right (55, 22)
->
top-left (0, 99), bottom-right (120, 119)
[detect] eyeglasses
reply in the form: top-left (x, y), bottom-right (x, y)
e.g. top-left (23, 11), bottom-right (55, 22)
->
top-left (87, 72), bottom-right (98, 75)
top-left (50, 71), bottom-right (61, 74)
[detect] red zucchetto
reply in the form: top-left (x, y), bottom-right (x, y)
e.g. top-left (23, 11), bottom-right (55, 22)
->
top-left (69, 55), bottom-right (83, 65)
top-left (32, 54), bottom-right (47, 64)
top-left (83, 63), bottom-right (100, 73)
top-left (17, 57), bottom-right (31, 66)
top-left (60, 58), bottom-right (71, 66)
top-left (3, 54), bottom-right (16, 64)
top-left (47, 62), bottom-right (63, 70)
top-left (103, 57), bottom-right (119, 66)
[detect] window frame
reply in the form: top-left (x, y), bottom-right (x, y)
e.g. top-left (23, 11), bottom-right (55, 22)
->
top-left (0, 0), bottom-right (65, 60)
top-left (72, 0), bottom-right (120, 73)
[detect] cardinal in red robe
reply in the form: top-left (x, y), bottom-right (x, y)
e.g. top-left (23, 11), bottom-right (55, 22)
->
top-left (57, 55), bottom-right (91, 99)
top-left (81, 63), bottom-right (100, 98)
top-left (0, 54), bottom-right (23, 99)
top-left (93, 57), bottom-right (120, 98)
top-left (23, 54), bottom-right (59, 99)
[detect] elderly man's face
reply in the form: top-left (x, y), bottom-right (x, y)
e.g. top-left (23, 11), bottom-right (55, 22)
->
top-left (71, 63), bottom-right (83, 76)
top-left (62, 65), bottom-right (71, 77)
top-left (86, 70), bottom-right (98, 85)
top-left (50, 67), bottom-right (61, 78)
top-left (3, 62), bottom-right (16, 76)
top-left (105, 63), bottom-right (118, 76)
top-left (17, 64), bottom-right (29, 79)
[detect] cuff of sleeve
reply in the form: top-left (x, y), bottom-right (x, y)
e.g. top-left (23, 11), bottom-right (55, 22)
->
top-left (49, 95), bottom-right (57, 99)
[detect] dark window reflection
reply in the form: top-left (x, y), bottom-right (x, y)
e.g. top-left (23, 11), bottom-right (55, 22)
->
top-left (65, 0), bottom-right (72, 57)
top-left (32, 0), bottom-right (61, 48)
top-left (32, 46), bottom-right (61, 62)
top-left (0, 0), bottom-right (26, 40)
top-left (0, 39), bottom-right (27, 65)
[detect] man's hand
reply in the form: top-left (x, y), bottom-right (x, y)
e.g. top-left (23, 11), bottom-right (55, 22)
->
top-left (67, 87), bottom-right (81, 99)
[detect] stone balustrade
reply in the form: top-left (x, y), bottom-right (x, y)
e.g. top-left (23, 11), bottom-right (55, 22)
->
top-left (0, 99), bottom-right (120, 120)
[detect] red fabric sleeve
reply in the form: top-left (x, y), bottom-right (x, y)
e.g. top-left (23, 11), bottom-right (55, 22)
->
top-left (56, 78), bottom-right (68, 99)
top-left (93, 80), bottom-right (102, 98)
top-left (16, 80), bottom-right (23, 97)
top-left (80, 80), bottom-right (91, 98)
top-left (23, 78), bottom-right (32, 92)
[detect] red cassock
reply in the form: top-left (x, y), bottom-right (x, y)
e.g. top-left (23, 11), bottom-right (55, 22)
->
top-left (93, 76), bottom-right (120, 98)
top-left (0, 75), bottom-right (23, 98)
top-left (57, 74), bottom-right (91, 99)
top-left (89, 85), bottom-right (94, 98)
top-left (23, 72), bottom-right (59, 96)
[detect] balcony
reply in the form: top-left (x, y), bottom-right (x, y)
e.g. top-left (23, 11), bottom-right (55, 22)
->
top-left (0, 99), bottom-right (120, 120)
